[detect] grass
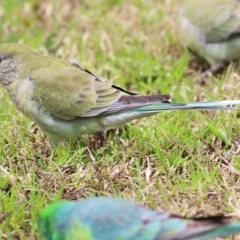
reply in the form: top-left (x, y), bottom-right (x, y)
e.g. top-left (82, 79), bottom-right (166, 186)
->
top-left (1, 0), bottom-right (240, 239)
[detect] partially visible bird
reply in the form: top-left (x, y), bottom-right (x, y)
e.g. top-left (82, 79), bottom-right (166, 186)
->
top-left (0, 43), bottom-right (240, 146)
top-left (38, 197), bottom-right (240, 240)
top-left (177, 0), bottom-right (240, 79)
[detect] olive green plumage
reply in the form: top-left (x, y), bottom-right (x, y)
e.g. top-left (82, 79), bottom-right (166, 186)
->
top-left (0, 43), bottom-right (240, 146)
top-left (178, 0), bottom-right (240, 77)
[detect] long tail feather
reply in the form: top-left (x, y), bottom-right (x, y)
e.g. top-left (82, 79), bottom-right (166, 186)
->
top-left (135, 100), bottom-right (240, 112)
top-left (188, 222), bottom-right (240, 240)
top-left (161, 215), bottom-right (240, 240)
top-left (102, 100), bottom-right (240, 128)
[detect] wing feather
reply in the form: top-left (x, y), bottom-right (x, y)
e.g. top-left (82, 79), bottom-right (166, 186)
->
top-left (31, 65), bottom-right (171, 119)
top-left (31, 66), bottom-right (121, 120)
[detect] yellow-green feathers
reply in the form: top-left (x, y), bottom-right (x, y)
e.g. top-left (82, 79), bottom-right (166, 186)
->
top-left (178, 0), bottom-right (240, 76)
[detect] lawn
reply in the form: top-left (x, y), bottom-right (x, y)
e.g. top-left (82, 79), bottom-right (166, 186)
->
top-left (0, 0), bottom-right (240, 239)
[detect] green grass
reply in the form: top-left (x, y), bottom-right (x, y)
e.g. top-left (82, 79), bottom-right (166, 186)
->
top-left (1, 0), bottom-right (240, 239)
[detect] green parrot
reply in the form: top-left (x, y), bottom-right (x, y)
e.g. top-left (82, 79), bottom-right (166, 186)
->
top-left (38, 197), bottom-right (240, 240)
top-left (178, 0), bottom-right (240, 78)
top-left (0, 43), bottom-right (240, 146)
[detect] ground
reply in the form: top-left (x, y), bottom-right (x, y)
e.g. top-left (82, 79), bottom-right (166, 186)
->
top-left (0, 0), bottom-right (240, 239)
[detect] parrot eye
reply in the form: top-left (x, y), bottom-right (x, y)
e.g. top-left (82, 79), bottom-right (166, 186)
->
top-left (0, 54), bottom-right (10, 63)
top-left (0, 56), bottom-right (5, 63)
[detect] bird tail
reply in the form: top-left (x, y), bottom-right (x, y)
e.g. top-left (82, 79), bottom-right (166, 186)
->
top-left (101, 99), bottom-right (240, 128)
top-left (135, 100), bottom-right (240, 112)
top-left (186, 221), bottom-right (240, 240)
top-left (163, 216), bottom-right (240, 240)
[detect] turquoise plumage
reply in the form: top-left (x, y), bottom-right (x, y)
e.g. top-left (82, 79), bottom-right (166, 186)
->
top-left (38, 197), bottom-right (240, 240)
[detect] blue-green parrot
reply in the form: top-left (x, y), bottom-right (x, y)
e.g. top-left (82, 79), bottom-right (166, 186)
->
top-left (38, 197), bottom-right (240, 240)
top-left (178, 0), bottom-right (240, 79)
top-left (0, 43), bottom-right (240, 146)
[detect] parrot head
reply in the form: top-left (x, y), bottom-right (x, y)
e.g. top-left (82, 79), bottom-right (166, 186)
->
top-left (0, 43), bottom-right (37, 86)
top-left (38, 201), bottom-right (68, 240)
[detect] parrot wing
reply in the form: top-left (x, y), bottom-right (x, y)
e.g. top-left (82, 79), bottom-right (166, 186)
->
top-left (30, 66), bottom-right (171, 121)
top-left (182, 0), bottom-right (240, 43)
top-left (30, 66), bottom-right (121, 120)
top-left (205, 1), bottom-right (240, 43)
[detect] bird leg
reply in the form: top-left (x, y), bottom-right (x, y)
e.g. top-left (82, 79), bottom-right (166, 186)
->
top-left (200, 63), bottom-right (224, 83)
top-left (97, 131), bottom-right (107, 147)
